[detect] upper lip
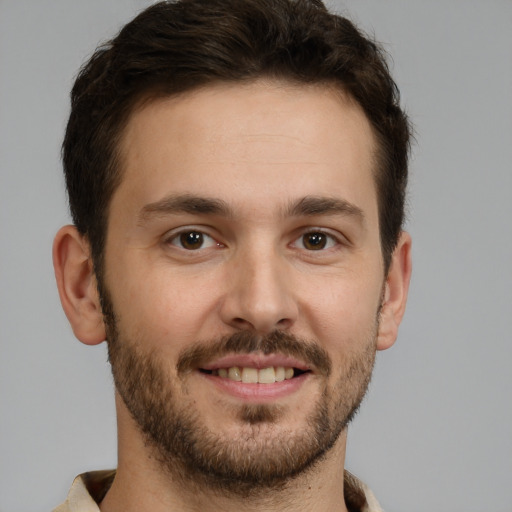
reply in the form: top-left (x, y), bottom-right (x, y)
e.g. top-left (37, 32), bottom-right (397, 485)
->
top-left (199, 352), bottom-right (312, 372)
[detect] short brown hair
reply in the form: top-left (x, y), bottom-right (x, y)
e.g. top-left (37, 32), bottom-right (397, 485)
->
top-left (63, 0), bottom-right (411, 278)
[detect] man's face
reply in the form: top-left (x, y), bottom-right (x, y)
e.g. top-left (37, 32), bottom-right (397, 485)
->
top-left (102, 80), bottom-right (385, 489)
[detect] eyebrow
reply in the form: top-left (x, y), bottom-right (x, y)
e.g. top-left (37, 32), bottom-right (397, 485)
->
top-left (138, 194), bottom-right (233, 224)
top-left (138, 193), bottom-right (364, 224)
top-left (286, 196), bottom-right (365, 222)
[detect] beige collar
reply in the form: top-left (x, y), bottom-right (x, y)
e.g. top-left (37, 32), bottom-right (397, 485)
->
top-left (53, 469), bottom-right (383, 512)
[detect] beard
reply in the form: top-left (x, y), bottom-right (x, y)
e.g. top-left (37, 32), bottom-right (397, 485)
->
top-left (102, 292), bottom-right (378, 496)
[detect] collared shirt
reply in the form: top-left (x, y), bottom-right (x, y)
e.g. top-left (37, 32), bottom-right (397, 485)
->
top-left (53, 469), bottom-right (383, 512)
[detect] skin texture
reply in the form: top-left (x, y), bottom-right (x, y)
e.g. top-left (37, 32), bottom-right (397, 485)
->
top-left (53, 80), bottom-right (412, 512)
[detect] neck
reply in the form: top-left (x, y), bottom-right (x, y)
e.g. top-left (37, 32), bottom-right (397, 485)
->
top-left (100, 396), bottom-right (350, 512)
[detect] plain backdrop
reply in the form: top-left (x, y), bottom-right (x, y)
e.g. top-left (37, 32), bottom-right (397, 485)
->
top-left (1, 1), bottom-right (511, 511)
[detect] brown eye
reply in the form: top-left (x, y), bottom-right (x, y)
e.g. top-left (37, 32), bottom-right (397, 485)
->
top-left (179, 231), bottom-right (204, 250)
top-left (169, 230), bottom-right (218, 250)
top-left (167, 229), bottom-right (220, 252)
top-left (302, 232), bottom-right (328, 250)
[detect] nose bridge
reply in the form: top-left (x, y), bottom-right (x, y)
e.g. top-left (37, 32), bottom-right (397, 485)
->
top-left (222, 240), bottom-right (297, 333)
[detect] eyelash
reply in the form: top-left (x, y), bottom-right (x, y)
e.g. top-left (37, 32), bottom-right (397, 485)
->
top-left (291, 230), bottom-right (341, 251)
top-left (165, 229), bottom-right (221, 251)
top-left (164, 227), bottom-right (344, 253)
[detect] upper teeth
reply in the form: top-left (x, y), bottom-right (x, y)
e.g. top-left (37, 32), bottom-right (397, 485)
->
top-left (213, 366), bottom-right (295, 384)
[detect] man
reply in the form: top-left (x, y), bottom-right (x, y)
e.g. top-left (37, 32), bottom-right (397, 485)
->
top-left (52, 0), bottom-right (412, 510)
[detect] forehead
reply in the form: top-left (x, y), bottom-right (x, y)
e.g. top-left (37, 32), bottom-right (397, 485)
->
top-left (114, 80), bottom-right (378, 221)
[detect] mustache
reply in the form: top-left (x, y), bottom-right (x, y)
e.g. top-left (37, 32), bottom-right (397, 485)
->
top-left (176, 330), bottom-right (331, 377)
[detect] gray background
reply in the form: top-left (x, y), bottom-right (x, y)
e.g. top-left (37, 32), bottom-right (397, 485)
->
top-left (1, 1), bottom-right (511, 511)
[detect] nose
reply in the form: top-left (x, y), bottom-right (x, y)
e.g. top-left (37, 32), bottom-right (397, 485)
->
top-left (219, 248), bottom-right (298, 334)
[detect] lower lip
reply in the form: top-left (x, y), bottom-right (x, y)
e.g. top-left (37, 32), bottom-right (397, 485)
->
top-left (200, 372), bottom-right (310, 402)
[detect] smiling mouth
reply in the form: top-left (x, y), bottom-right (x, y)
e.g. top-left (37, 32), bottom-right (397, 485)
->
top-left (200, 366), bottom-right (310, 384)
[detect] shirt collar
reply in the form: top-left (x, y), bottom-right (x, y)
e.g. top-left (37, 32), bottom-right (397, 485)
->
top-left (53, 469), bottom-right (383, 512)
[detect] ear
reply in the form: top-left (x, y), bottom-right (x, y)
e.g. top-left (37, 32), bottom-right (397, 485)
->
top-left (376, 231), bottom-right (412, 351)
top-left (53, 225), bottom-right (106, 345)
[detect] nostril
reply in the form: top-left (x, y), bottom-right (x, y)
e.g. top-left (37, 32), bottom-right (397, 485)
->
top-left (232, 317), bottom-right (254, 329)
top-left (276, 318), bottom-right (291, 328)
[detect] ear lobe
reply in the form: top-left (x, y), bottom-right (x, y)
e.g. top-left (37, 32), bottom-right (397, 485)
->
top-left (53, 225), bottom-right (106, 345)
top-left (376, 231), bottom-right (412, 351)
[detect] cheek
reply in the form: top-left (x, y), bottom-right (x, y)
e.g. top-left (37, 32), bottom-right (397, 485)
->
top-left (107, 261), bottom-right (220, 350)
top-left (303, 271), bottom-right (383, 349)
